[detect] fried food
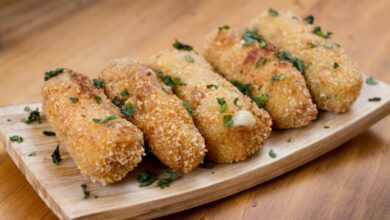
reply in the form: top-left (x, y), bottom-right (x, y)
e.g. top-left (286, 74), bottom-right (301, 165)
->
top-left (250, 10), bottom-right (362, 113)
top-left (42, 69), bottom-right (144, 185)
top-left (204, 27), bottom-right (318, 129)
top-left (99, 58), bottom-right (206, 173)
top-left (149, 46), bottom-right (272, 163)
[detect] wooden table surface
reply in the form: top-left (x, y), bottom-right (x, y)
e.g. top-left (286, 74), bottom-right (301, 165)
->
top-left (0, 0), bottom-right (389, 219)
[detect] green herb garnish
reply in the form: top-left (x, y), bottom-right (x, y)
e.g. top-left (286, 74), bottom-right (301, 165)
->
top-left (138, 171), bottom-right (158, 187)
top-left (122, 103), bottom-right (136, 117)
top-left (230, 80), bottom-right (251, 96)
top-left (268, 8), bottom-right (279, 17)
top-left (307, 42), bottom-right (318, 48)
top-left (324, 42), bottom-right (333, 49)
top-left (51, 145), bottom-right (62, 165)
top-left (216, 98), bottom-right (227, 113)
top-left (252, 93), bottom-right (268, 108)
top-left (366, 76), bottom-right (378, 85)
top-left (218, 25), bottom-right (230, 32)
top-left (120, 89), bottom-right (129, 99)
top-left (112, 97), bottom-right (123, 108)
top-left (234, 97), bottom-right (241, 108)
top-left (184, 55), bottom-right (194, 63)
top-left (312, 26), bottom-right (333, 39)
top-left (157, 171), bottom-right (180, 189)
top-left (304, 15), bottom-right (314, 24)
top-left (81, 184), bottom-right (90, 199)
top-left (69, 97), bottom-right (79, 103)
top-left (271, 74), bottom-right (286, 82)
top-left (269, 149), bottom-right (277, 158)
top-left (28, 151), bottom-right (37, 157)
top-left (9, 135), bottom-right (23, 143)
top-left (182, 101), bottom-right (193, 114)
top-left (324, 125), bottom-right (330, 129)
top-left (94, 95), bottom-right (102, 104)
top-left (92, 115), bottom-right (117, 124)
top-left (275, 51), bottom-right (305, 73)
top-left (93, 79), bottom-right (105, 89)
top-left (368, 97), bottom-right (381, 102)
top-left (21, 107), bottom-right (41, 124)
top-left (255, 56), bottom-right (268, 68)
top-left (43, 131), bottom-right (56, 136)
top-left (172, 39), bottom-right (193, 51)
top-left (162, 75), bottom-right (186, 88)
top-left (223, 115), bottom-right (233, 127)
top-left (44, 68), bottom-right (64, 81)
top-left (207, 84), bottom-right (218, 89)
top-left (333, 62), bottom-right (339, 68)
top-left (242, 29), bottom-right (267, 47)
top-left (199, 160), bottom-right (214, 169)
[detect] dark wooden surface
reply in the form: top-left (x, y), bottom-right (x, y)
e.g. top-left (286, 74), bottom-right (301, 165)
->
top-left (0, 0), bottom-right (389, 219)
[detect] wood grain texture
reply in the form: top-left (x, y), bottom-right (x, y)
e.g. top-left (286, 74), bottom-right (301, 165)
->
top-left (0, 79), bottom-right (389, 219)
top-left (0, 0), bottom-right (389, 219)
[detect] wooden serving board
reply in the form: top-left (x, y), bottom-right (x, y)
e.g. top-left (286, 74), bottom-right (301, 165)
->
top-left (1, 77), bottom-right (389, 220)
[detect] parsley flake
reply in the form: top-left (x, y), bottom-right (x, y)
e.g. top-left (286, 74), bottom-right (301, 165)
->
top-left (51, 145), bottom-right (62, 165)
top-left (275, 51), bottom-right (305, 73)
top-left (120, 89), bottom-right (129, 99)
top-left (252, 93), bottom-right (268, 108)
top-left (268, 8), bottom-right (279, 17)
top-left (44, 68), bottom-right (64, 81)
top-left (94, 95), bottom-right (102, 104)
top-left (43, 131), bottom-right (56, 136)
top-left (304, 15), bottom-right (314, 24)
top-left (157, 171), bottom-right (180, 189)
top-left (324, 125), bottom-right (330, 129)
top-left (218, 25), bottom-right (230, 32)
top-left (234, 97), bottom-right (241, 108)
top-left (28, 151), bottom-right (37, 157)
top-left (92, 115), bottom-right (117, 124)
top-left (9, 135), bottom-right (23, 143)
top-left (184, 55), bottom-right (194, 63)
top-left (162, 75), bottom-right (186, 88)
top-left (207, 84), bottom-right (218, 89)
top-left (368, 97), bottom-right (381, 102)
top-left (172, 39), bottom-right (193, 51)
top-left (271, 74), bottom-right (286, 82)
top-left (333, 62), bottom-right (339, 68)
top-left (21, 107), bottom-right (41, 124)
top-left (69, 97), bottom-right (79, 103)
top-left (182, 101), bottom-right (193, 114)
top-left (242, 29), bottom-right (267, 47)
top-left (112, 97), bottom-right (124, 108)
top-left (217, 98), bottom-right (227, 113)
top-left (138, 171), bottom-right (158, 187)
top-left (269, 149), bottom-right (277, 158)
top-left (81, 184), bottom-right (90, 199)
top-left (93, 79), bottom-right (105, 89)
top-left (223, 115), bottom-right (233, 127)
top-left (313, 26), bottom-right (333, 39)
top-left (122, 103), bottom-right (136, 117)
top-left (366, 76), bottom-right (378, 85)
top-left (324, 42), bottom-right (333, 49)
top-left (230, 80), bottom-right (251, 96)
top-left (255, 56), bottom-right (269, 68)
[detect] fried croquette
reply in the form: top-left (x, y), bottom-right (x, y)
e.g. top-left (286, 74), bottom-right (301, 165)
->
top-left (204, 27), bottom-right (318, 129)
top-left (149, 45), bottom-right (272, 163)
top-left (99, 58), bottom-right (206, 173)
top-left (42, 69), bottom-right (144, 185)
top-left (250, 10), bottom-right (362, 113)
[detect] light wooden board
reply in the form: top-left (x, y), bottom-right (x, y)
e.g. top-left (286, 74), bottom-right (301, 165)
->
top-left (0, 77), bottom-right (389, 220)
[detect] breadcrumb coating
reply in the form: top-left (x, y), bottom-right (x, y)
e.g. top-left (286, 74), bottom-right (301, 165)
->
top-left (42, 69), bottom-right (144, 185)
top-left (250, 10), bottom-right (362, 113)
top-left (100, 58), bottom-right (206, 173)
top-left (204, 28), bottom-right (318, 129)
top-left (149, 49), bottom-right (272, 163)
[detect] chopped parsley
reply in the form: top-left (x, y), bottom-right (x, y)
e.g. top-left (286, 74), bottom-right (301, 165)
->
top-left (324, 125), bottom-right (330, 129)
top-left (304, 15), bottom-right (314, 24)
top-left (92, 115), bottom-right (117, 124)
top-left (120, 89), bottom-right (129, 99)
top-left (223, 115), bottom-right (233, 127)
top-left (269, 149), bottom-right (277, 158)
top-left (43, 131), bottom-right (56, 136)
top-left (307, 42), bottom-right (318, 48)
top-left (69, 97), bottom-right (79, 103)
top-left (28, 151), bottom-right (37, 157)
top-left (112, 96), bottom-right (123, 108)
top-left (312, 26), bottom-right (333, 39)
top-left (255, 56), bottom-right (269, 68)
top-left (366, 76), bottom-right (378, 85)
top-left (268, 8), bottom-right (279, 17)
top-left (122, 103), bottom-right (136, 117)
top-left (44, 68), bottom-right (64, 81)
top-left (138, 171), bottom-right (158, 187)
top-left (199, 160), bottom-right (214, 169)
top-left (81, 184), bottom-right (90, 199)
top-left (271, 74), bottom-right (286, 82)
top-left (51, 145), bottom-right (62, 165)
top-left (9, 135), bottom-right (23, 143)
top-left (217, 98), bottom-right (227, 113)
top-left (242, 29), bottom-right (267, 47)
top-left (324, 42), bottom-right (333, 49)
top-left (368, 97), bottom-right (381, 102)
top-left (184, 55), bottom-right (194, 63)
top-left (21, 107), bottom-right (41, 124)
top-left (94, 95), bottom-right (102, 104)
top-left (252, 93), bottom-right (268, 108)
top-left (157, 171), bottom-right (180, 189)
top-left (93, 79), bottom-right (105, 89)
top-left (207, 84), bottom-right (218, 89)
top-left (172, 39), bottom-right (193, 51)
top-left (234, 97), bottom-right (241, 108)
top-left (333, 62), bottom-right (339, 69)
top-left (182, 101), bottom-right (193, 114)
top-left (230, 80), bottom-right (251, 96)
top-left (275, 51), bottom-right (305, 73)
top-left (218, 25), bottom-right (230, 32)
top-left (163, 75), bottom-right (186, 88)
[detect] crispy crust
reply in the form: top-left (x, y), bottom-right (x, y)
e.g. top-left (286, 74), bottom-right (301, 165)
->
top-left (149, 49), bottom-right (272, 163)
top-left (42, 69), bottom-right (144, 185)
top-left (249, 11), bottom-right (362, 113)
top-left (100, 58), bottom-right (206, 173)
top-left (204, 28), bottom-right (318, 129)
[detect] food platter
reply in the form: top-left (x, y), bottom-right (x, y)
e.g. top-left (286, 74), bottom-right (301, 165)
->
top-left (0, 76), bottom-right (389, 220)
